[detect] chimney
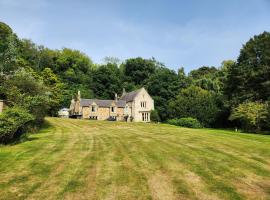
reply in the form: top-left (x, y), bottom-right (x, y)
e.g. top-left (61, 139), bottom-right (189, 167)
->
top-left (115, 93), bottom-right (118, 102)
top-left (122, 88), bottom-right (126, 97)
top-left (78, 90), bottom-right (81, 99)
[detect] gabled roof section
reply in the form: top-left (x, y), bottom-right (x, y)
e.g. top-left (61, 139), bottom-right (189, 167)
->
top-left (80, 99), bottom-right (126, 108)
top-left (120, 88), bottom-right (141, 102)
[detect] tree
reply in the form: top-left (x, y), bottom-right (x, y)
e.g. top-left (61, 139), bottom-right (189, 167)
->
top-left (0, 22), bottom-right (12, 52)
top-left (2, 68), bottom-right (45, 104)
top-left (169, 86), bottom-right (220, 127)
top-left (0, 22), bottom-right (19, 74)
top-left (55, 48), bottom-right (94, 84)
top-left (150, 110), bottom-right (160, 122)
top-left (188, 66), bottom-right (222, 93)
top-left (189, 66), bottom-right (218, 80)
top-left (41, 68), bottom-right (64, 116)
top-left (146, 67), bottom-right (185, 121)
top-left (229, 101), bottom-right (268, 132)
top-left (225, 32), bottom-right (270, 104)
top-left (92, 63), bottom-right (122, 99)
top-left (0, 68), bottom-right (51, 127)
top-left (122, 57), bottom-right (156, 85)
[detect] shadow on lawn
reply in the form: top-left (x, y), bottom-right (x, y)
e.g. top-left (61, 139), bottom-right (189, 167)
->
top-left (10, 120), bottom-right (54, 145)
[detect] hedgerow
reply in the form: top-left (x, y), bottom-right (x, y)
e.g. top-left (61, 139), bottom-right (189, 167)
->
top-left (167, 117), bottom-right (202, 128)
top-left (0, 107), bottom-right (34, 144)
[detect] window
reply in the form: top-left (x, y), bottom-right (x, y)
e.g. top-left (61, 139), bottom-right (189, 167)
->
top-left (141, 101), bottom-right (147, 108)
top-left (92, 106), bottom-right (96, 112)
top-left (142, 112), bottom-right (150, 121)
top-left (90, 116), bottom-right (97, 120)
top-left (111, 107), bottom-right (115, 113)
top-left (124, 105), bottom-right (129, 114)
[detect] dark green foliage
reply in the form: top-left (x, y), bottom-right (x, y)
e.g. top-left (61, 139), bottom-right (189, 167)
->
top-left (0, 22), bottom-right (19, 74)
top-left (1, 68), bottom-right (51, 127)
top-left (0, 22), bottom-right (12, 47)
top-left (150, 110), bottom-right (160, 122)
top-left (1, 20), bottom-right (270, 134)
top-left (189, 66), bottom-right (218, 80)
top-left (122, 57), bottom-right (156, 85)
top-left (55, 48), bottom-right (94, 83)
top-left (146, 67), bottom-right (184, 121)
top-left (0, 107), bottom-right (34, 144)
top-left (24, 95), bottom-right (51, 124)
top-left (41, 68), bottom-right (64, 116)
top-left (167, 117), bottom-right (202, 128)
top-left (169, 86), bottom-right (220, 127)
top-left (225, 32), bottom-right (270, 104)
top-left (188, 66), bottom-right (222, 93)
top-left (92, 63), bottom-right (122, 99)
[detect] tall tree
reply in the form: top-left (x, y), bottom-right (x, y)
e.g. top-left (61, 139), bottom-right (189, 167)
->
top-left (122, 57), bottom-right (156, 86)
top-left (146, 67), bottom-right (185, 121)
top-left (169, 86), bottom-right (220, 127)
top-left (92, 63), bottom-right (122, 99)
top-left (225, 32), bottom-right (270, 104)
top-left (0, 22), bottom-right (19, 74)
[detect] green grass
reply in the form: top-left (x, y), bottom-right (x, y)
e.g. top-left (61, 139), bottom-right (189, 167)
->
top-left (0, 118), bottom-right (270, 200)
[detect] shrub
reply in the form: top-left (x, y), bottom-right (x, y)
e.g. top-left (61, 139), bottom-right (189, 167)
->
top-left (150, 110), bottom-right (160, 122)
top-left (0, 107), bottom-right (34, 144)
top-left (167, 117), bottom-right (202, 128)
top-left (229, 101), bottom-right (268, 132)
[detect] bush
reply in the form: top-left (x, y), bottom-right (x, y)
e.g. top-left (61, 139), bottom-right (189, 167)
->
top-left (167, 117), bottom-right (202, 128)
top-left (229, 101), bottom-right (268, 132)
top-left (0, 107), bottom-right (34, 144)
top-left (150, 110), bottom-right (160, 122)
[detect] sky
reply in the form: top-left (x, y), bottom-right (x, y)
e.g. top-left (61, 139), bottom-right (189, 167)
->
top-left (0, 0), bottom-right (270, 72)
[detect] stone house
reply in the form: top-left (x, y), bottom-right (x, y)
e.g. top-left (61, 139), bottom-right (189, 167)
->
top-left (69, 87), bottom-right (154, 122)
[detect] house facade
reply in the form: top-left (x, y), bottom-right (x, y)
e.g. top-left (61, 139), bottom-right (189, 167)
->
top-left (69, 88), bottom-right (154, 122)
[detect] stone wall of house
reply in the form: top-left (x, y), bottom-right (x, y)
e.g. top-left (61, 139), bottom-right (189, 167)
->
top-left (98, 107), bottom-right (110, 120)
top-left (81, 106), bottom-right (126, 121)
top-left (89, 103), bottom-right (98, 119)
top-left (116, 107), bottom-right (125, 121)
top-left (82, 107), bottom-right (91, 119)
top-left (0, 100), bottom-right (6, 113)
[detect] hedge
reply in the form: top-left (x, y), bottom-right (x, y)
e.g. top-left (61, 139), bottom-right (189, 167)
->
top-left (167, 117), bottom-right (202, 128)
top-left (0, 107), bottom-right (34, 144)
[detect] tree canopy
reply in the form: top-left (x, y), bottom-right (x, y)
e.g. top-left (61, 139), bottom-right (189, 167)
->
top-left (1, 20), bottom-right (270, 135)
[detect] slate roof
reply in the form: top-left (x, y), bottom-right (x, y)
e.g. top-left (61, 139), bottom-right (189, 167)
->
top-left (120, 89), bottom-right (141, 102)
top-left (80, 99), bottom-right (126, 108)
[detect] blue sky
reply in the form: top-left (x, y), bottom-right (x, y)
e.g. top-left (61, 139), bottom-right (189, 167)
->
top-left (1, 0), bottom-right (270, 72)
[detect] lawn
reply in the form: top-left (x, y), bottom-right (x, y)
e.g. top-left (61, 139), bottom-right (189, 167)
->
top-left (0, 118), bottom-right (270, 200)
